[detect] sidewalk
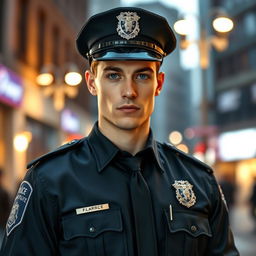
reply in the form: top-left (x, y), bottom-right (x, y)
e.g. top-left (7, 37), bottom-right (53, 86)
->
top-left (230, 205), bottom-right (256, 256)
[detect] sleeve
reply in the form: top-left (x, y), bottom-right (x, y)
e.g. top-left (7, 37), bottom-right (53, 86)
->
top-left (207, 175), bottom-right (240, 256)
top-left (0, 167), bottom-right (60, 256)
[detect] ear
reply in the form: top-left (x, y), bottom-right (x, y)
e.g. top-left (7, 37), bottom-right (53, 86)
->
top-left (85, 70), bottom-right (97, 96)
top-left (155, 72), bottom-right (165, 96)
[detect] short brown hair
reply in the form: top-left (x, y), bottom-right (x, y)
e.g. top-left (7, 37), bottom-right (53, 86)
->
top-left (90, 61), bottom-right (99, 75)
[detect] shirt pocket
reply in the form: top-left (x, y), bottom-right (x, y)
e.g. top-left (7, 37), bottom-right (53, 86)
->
top-left (164, 210), bottom-right (212, 256)
top-left (61, 208), bottom-right (127, 256)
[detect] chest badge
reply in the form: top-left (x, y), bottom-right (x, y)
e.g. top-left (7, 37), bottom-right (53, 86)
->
top-left (172, 180), bottom-right (196, 208)
top-left (116, 11), bottom-right (140, 40)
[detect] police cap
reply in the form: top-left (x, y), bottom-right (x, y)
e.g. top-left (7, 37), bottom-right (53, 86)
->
top-left (76, 7), bottom-right (176, 62)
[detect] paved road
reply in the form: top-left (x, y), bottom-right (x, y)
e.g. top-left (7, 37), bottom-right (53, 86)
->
top-left (231, 205), bottom-right (256, 256)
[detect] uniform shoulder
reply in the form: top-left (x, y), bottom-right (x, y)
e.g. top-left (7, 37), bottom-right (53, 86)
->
top-left (27, 138), bottom-right (86, 169)
top-left (161, 142), bottom-right (213, 174)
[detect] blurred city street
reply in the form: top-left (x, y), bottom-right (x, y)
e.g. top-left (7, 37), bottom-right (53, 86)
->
top-left (0, 0), bottom-right (256, 254)
top-left (231, 205), bottom-right (256, 256)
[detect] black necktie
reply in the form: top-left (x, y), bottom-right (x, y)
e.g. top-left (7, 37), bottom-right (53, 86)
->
top-left (117, 152), bottom-right (158, 256)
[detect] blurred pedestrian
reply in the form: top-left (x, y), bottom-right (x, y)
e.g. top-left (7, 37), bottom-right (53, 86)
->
top-left (0, 7), bottom-right (239, 255)
top-left (249, 177), bottom-right (256, 230)
top-left (0, 168), bottom-right (11, 247)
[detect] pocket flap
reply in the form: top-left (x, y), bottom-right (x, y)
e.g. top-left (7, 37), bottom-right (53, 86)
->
top-left (165, 210), bottom-right (212, 238)
top-left (62, 209), bottom-right (123, 240)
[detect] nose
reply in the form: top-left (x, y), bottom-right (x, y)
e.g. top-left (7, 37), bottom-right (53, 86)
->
top-left (121, 78), bottom-right (137, 99)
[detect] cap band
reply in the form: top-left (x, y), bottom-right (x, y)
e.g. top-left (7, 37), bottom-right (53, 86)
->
top-left (87, 40), bottom-right (166, 59)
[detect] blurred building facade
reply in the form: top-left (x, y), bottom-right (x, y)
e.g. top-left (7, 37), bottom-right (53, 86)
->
top-left (209, 0), bottom-right (256, 204)
top-left (0, 0), bottom-right (91, 194)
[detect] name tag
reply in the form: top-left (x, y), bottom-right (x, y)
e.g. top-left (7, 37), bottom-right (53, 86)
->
top-left (76, 203), bottom-right (109, 215)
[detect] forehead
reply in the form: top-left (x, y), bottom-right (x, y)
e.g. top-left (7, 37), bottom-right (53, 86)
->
top-left (95, 60), bottom-right (158, 72)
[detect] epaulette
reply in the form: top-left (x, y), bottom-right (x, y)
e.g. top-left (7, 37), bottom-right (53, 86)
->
top-left (163, 142), bottom-right (213, 174)
top-left (27, 138), bottom-right (85, 169)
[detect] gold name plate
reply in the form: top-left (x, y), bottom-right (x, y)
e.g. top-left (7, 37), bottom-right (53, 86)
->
top-left (76, 203), bottom-right (109, 215)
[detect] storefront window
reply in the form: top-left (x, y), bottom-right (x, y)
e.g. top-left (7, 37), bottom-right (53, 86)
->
top-left (0, 104), bottom-right (11, 174)
top-left (248, 46), bottom-right (256, 70)
top-left (244, 11), bottom-right (256, 36)
top-left (52, 25), bottom-right (60, 66)
top-left (37, 10), bottom-right (46, 71)
top-left (16, 0), bottom-right (29, 62)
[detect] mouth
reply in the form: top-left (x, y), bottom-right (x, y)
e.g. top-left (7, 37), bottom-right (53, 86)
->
top-left (117, 104), bottom-right (140, 113)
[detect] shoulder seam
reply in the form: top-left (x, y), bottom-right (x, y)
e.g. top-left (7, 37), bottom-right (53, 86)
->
top-left (27, 138), bottom-right (85, 169)
top-left (163, 142), bottom-right (213, 174)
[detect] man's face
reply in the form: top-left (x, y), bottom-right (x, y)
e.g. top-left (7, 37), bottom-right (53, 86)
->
top-left (85, 60), bottom-right (164, 132)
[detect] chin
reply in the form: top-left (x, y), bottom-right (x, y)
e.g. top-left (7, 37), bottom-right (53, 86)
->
top-left (117, 124), bottom-right (140, 131)
top-left (100, 115), bottom-right (149, 131)
top-left (113, 118), bottom-right (148, 131)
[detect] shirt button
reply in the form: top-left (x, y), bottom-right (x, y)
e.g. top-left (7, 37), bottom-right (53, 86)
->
top-left (89, 226), bottom-right (96, 233)
top-left (191, 225), bottom-right (197, 232)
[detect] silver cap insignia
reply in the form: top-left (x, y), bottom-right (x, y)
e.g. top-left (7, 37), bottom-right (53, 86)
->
top-left (116, 12), bottom-right (140, 40)
top-left (172, 180), bottom-right (196, 208)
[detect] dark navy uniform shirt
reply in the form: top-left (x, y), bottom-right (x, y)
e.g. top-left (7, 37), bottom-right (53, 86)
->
top-left (0, 123), bottom-right (239, 255)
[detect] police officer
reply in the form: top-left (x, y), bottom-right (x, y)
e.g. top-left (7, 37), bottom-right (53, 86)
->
top-left (0, 7), bottom-right (239, 256)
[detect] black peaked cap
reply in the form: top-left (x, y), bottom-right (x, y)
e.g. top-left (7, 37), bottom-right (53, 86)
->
top-left (76, 7), bottom-right (176, 62)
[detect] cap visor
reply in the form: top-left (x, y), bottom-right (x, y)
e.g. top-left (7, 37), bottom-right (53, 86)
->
top-left (92, 51), bottom-right (162, 61)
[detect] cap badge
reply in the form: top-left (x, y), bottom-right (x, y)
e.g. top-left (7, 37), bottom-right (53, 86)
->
top-left (172, 180), bottom-right (196, 208)
top-left (116, 12), bottom-right (140, 40)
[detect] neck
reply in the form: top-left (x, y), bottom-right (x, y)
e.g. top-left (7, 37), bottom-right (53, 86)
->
top-left (98, 120), bottom-right (150, 155)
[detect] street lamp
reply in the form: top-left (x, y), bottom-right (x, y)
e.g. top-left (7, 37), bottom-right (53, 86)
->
top-left (174, 9), bottom-right (234, 162)
top-left (13, 131), bottom-right (32, 152)
top-left (36, 63), bottom-right (82, 111)
top-left (212, 16), bottom-right (233, 33)
top-left (174, 10), bottom-right (234, 69)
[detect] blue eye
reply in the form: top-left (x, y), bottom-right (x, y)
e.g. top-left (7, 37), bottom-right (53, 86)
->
top-left (107, 73), bottom-right (120, 80)
top-left (137, 73), bottom-right (150, 80)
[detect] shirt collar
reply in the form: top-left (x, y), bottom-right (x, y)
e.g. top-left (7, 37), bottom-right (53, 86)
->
top-left (140, 130), bottom-right (165, 173)
top-left (87, 123), bottom-right (119, 173)
top-left (87, 122), bottom-right (164, 173)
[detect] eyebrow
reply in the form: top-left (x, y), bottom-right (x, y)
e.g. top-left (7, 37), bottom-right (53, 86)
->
top-left (103, 66), bottom-right (123, 72)
top-left (103, 66), bottom-right (154, 73)
top-left (135, 67), bottom-right (154, 73)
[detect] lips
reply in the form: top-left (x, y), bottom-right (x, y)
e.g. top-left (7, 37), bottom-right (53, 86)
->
top-left (117, 104), bottom-right (140, 113)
